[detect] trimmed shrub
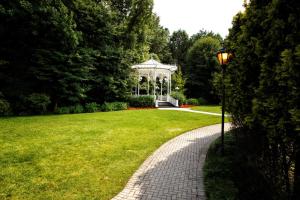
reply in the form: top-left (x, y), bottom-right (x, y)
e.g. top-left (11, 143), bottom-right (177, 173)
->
top-left (85, 102), bottom-right (99, 113)
top-left (70, 104), bottom-right (84, 113)
top-left (112, 102), bottom-right (128, 110)
top-left (26, 93), bottom-right (51, 114)
top-left (186, 98), bottom-right (199, 105)
top-left (170, 92), bottom-right (186, 106)
top-left (198, 97), bottom-right (208, 105)
top-left (0, 98), bottom-right (10, 116)
top-left (101, 102), bottom-right (128, 112)
top-left (128, 96), bottom-right (155, 107)
top-left (55, 107), bottom-right (71, 114)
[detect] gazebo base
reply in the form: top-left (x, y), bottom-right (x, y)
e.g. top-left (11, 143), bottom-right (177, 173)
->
top-left (154, 95), bottom-right (178, 108)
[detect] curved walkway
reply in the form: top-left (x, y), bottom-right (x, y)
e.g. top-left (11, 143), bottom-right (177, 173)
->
top-left (112, 123), bottom-right (232, 200)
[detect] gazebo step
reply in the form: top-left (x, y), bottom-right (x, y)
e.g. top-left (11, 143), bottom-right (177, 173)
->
top-left (158, 101), bottom-right (175, 108)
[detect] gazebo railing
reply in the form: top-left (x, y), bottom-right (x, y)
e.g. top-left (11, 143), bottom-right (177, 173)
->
top-left (157, 95), bottom-right (168, 101)
top-left (167, 95), bottom-right (179, 107)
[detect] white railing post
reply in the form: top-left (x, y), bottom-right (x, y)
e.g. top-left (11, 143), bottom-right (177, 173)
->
top-left (168, 95), bottom-right (179, 107)
top-left (155, 100), bottom-right (159, 107)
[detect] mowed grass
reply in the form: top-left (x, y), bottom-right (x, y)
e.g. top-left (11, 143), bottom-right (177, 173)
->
top-left (191, 105), bottom-right (222, 114)
top-left (0, 109), bottom-right (222, 200)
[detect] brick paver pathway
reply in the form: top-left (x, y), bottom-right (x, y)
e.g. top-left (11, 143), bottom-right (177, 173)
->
top-left (112, 123), bottom-right (231, 200)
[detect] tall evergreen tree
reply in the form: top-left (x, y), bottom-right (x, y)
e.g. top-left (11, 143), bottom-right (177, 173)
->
top-left (217, 0), bottom-right (300, 198)
top-left (186, 36), bottom-right (221, 102)
top-left (169, 30), bottom-right (190, 73)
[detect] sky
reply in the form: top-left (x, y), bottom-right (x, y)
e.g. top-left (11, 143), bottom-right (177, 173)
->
top-left (153, 0), bottom-right (245, 38)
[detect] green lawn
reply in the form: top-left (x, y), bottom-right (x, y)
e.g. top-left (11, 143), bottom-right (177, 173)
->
top-left (191, 105), bottom-right (222, 114)
top-left (0, 109), bottom-right (222, 200)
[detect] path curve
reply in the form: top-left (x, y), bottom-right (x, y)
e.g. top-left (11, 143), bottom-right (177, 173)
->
top-left (112, 123), bottom-right (232, 200)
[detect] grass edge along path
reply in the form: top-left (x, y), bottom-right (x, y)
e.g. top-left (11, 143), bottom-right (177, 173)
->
top-left (1, 109), bottom-right (223, 200)
top-left (191, 105), bottom-right (222, 114)
top-left (203, 129), bottom-right (274, 200)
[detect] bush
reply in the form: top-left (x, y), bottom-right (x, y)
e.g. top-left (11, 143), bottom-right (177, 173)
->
top-left (101, 102), bottom-right (128, 112)
top-left (128, 96), bottom-right (155, 107)
top-left (55, 105), bottom-right (84, 114)
top-left (70, 104), bottom-right (84, 113)
top-left (198, 97), bottom-right (208, 105)
top-left (0, 98), bottom-right (10, 116)
top-left (186, 98), bottom-right (199, 105)
top-left (55, 107), bottom-right (71, 114)
top-left (170, 92), bottom-right (186, 106)
top-left (26, 93), bottom-right (51, 114)
top-left (85, 102), bottom-right (99, 113)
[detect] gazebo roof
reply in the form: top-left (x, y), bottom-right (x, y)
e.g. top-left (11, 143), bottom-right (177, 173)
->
top-left (131, 59), bottom-right (177, 72)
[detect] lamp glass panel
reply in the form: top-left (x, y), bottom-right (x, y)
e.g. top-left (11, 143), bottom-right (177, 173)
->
top-left (222, 53), bottom-right (230, 65)
top-left (217, 53), bottom-right (223, 65)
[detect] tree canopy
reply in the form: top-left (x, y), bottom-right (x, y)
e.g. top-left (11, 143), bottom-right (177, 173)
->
top-left (0, 0), bottom-right (165, 113)
top-left (186, 36), bottom-right (221, 102)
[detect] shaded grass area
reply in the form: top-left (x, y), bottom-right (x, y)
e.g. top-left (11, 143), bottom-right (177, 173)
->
top-left (204, 129), bottom-right (273, 200)
top-left (0, 110), bottom-right (221, 199)
top-left (191, 105), bottom-right (222, 114)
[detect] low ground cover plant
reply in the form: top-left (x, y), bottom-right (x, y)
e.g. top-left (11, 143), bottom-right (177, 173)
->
top-left (204, 129), bottom-right (274, 200)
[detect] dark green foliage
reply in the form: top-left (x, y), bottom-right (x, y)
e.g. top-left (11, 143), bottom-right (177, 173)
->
top-left (169, 30), bottom-right (190, 72)
top-left (25, 93), bottom-right (51, 114)
top-left (190, 29), bottom-right (223, 46)
top-left (204, 132), bottom-right (238, 200)
top-left (186, 36), bottom-right (221, 102)
top-left (170, 91), bottom-right (186, 106)
top-left (101, 102), bottom-right (128, 112)
top-left (171, 66), bottom-right (186, 93)
top-left (198, 97), bottom-right (208, 105)
top-left (148, 14), bottom-right (173, 63)
top-left (186, 98), bottom-right (199, 106)
top-left (55, 104), bottom-right (84, 114)
top-left (85, 102), bottom-right (99, 113)
top-left (55, 106), bottom-right (71, 114)
top-left (204, 130), bottom-right (274, 200)
top-left (0, 0), bottom-right (159, 114)
top-left (0, 98), bottom-right (10, 115)
top-left (214, 0), bottom-right (300, 198)
top-left (70, 104), bottom-right (84, 113)
top-left (128, 95), bottom-right (154, 107)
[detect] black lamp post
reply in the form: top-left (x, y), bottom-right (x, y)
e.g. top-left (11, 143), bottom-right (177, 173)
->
top-left (216, 48), bottom-right (232, 155)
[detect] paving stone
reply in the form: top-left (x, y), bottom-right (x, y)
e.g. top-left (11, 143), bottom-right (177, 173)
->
top-left (112, 123), bottom-right (231, 200)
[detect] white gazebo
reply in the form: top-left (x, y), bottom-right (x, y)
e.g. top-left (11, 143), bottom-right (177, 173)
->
top-left (131, 59), bottom-right (179, 107)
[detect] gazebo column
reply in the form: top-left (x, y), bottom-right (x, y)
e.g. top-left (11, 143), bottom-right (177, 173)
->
top-left (167, 74), bottom-right (169, 95)
top-left (147, 73), bottom-right (150, 95)
top-left (137, 73), bottom-right (140, 96)
top-left (160, 78), bottom-right (163, 100)
top-left (169, 73), bottom-right (172, 95)
top-left (153, 70), bottom-right (156, 97)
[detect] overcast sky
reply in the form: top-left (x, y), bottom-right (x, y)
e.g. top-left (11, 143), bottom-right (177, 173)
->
top-left (153, 0), bottom-right (245, 38)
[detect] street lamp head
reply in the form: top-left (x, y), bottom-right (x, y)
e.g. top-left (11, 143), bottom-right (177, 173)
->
top-left (216, 48), bottom-right (233, 66)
